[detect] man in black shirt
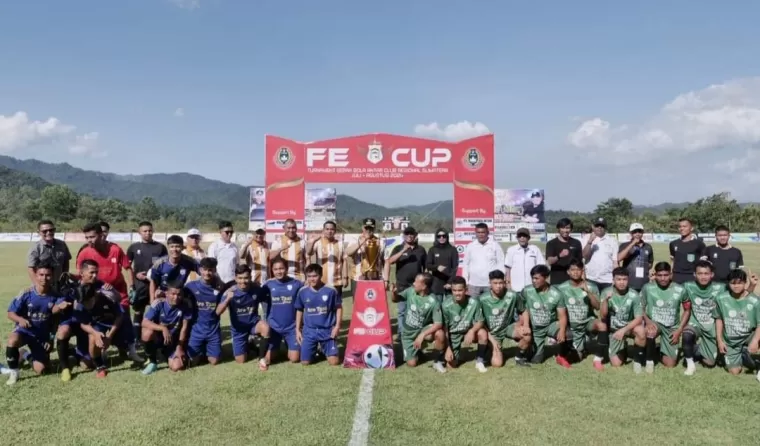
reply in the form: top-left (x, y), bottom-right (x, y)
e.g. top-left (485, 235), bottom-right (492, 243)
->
top-left (425, 228), bottom-right (459, 302)
top-left (545, 218), bottom-right (583, 285)
top-left (384, 226), bottom-right (427, 336)
top-left (617, 223), bottom-right (654, 292)
top-left (522, 191), bottom-right (545, 223)
top-left (669, 217), bottom-right (706, 284)
top-left (126, 221), bottom-right (168, 338)
top-left (704, 225), bottom-right (744, 283)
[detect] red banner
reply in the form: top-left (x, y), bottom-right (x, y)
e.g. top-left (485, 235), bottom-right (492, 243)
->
top-left (343, 280), bottom-right (395, 369)
top-left (265, 133), bottom-right (495, 269)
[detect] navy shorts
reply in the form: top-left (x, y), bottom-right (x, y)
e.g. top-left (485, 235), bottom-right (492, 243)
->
top-left (188, 328), bottom-right (223, 359)
top-left (301, 328), bottom-right (338, 362)
top-left (268, 328), bottom-right (299, 352)
top-left (230, 317), bottom-right (261, 357)
top-left (14, 329), bottom-right (50, 364)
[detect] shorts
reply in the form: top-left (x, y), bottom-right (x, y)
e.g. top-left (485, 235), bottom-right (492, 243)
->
top-left (93, 322), bottom-right (134, 349)
top-left (155, 329), bottom-right (181, 359)
top-left (532, 321), bottom-right (572, 358)
top-left (268, 328), bottom-right (299, 352)
top-left (448, 332), bottom-right (466, 361)
top-left (14, 329), bottom-right (51, 364)
top-left (131, 283), bottom-right (151, 311)
top-left (188, 328), bottom-right (223, 359)
top-left (401, 324), bottom-right (433, 361)
top-left (230, 323), bottom-right (258, 357)
top-left (301, 328), bottom-right (338, 362)
top-left (609, 329), bottom-right (635, 357)
top-left (569, 319), bottom-right (597, 353)
top-left (724, 336), bottom-right (753, 370)
top-left (650, 321), bottom-right (678, 359)
top-left (684, 323), bottom-right (718, 362)
top-left (489, 322), bottom-right (521, 346)
top-left (57, 318), bottom-right (91, 360)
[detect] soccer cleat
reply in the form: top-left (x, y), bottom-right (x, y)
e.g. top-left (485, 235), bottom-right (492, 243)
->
top-left (530, 353), bottom-right (544, 365)
top-left (756, 371), bottom-right (760, 383)
top-left (645, 361), bottom-right (655, 374)
top-left (514, 357), bottom-right (531, 367)
top-left (128, 351), bottom-right (145, 363)
top-left (141, 363), bottom-right (158, 376)
top-left (633, 362), bottom-right (643, 374)
top-left (258, 358), bottom-right (269, 372)
top-left (96, 368), bottom-right (108, 378)
top-left (6, 370), bottom-right (19, 386)
top-left (432, 362), bottom-right (447, 374)
top-left (555, 356), bottom-right (572, 369)
top-left (61, 368), bottom-right (72, 382)
top-left (475, 362), bottom-right (488, 373)
top-left (684, 363), bottom-right (696, 376)
top-left (593, 360), bottom-right (604, 372)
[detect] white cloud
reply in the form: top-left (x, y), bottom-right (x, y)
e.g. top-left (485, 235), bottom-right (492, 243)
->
top-left (414, 120), bottom-right (491, 141)
top-left (567, 77), bottom-right (760, 165)
top-left (174, 107), bottom-right (185, 118)
top-left (169, 0), bottom-right (200, 10)
top-left (0, 111), bottom-right (102, 157)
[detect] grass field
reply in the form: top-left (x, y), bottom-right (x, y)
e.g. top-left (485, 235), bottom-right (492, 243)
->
top-left (1, 241), bottom-right (759, 445)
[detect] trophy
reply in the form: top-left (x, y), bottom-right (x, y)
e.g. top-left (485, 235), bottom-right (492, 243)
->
top-left (361, 237), bottom-right (381, 280)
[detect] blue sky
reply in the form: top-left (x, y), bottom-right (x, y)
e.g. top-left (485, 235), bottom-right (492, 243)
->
top-left (2, 0), bottom-right (760, 211)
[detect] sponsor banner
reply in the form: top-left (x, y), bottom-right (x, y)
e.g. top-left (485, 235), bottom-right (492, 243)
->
top-left (382, 216), bottom-right (409, 232)
top-left (265, 135), bottom-right (307, 230)
top-left (0, 233), bottom-right (33, 242)
top-left (652, 233), bottom-right (680, 243)
top-left (343, 280), bottom-right (395, 369)
top-left (65, 233), bottom-right (87, 242)
top-left (153, 233), bottom-right (167, 243)
top-left (305, 187), bottom-right (337, 232)
top-left (495, 222), bottom-right (545, 234)
top-left (108, 233), bottom-right (132, 242)
top-left (494, 188), bottom-right (546, 224)
top-left (731, 233), bottom-right (760, 243)
top-left (249, 186), bottom-right (267, 231)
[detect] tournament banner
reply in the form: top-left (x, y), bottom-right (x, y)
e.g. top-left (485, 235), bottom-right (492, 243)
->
top-left (249, 186), bottom-right (266, 231)
top-left (305, 187), bottom-right (337, 232)
top-left (382, 216), bottom-right (410, 232)
top-left (343, 280), bottom-right (395, 369)
top-left (265, 133), bottom-right (494, 258)
top-left (494, 189), bottom-right (546, 235)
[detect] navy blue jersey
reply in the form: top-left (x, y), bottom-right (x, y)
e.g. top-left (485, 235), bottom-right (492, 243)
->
top-left (144, 300), bottom-right (192, 331)
top-left (295, 285), bottom-right (341, 331)
top-left (148, 255), bottom-right (199, 290)
top-left (225, 284), bottom-right (270, 330)
top-left (8, 287), bottom-right (60, 339)
top-left (264, 278), bottom-right (303, 333)
top-left (186, 280), bottom-right (223, 336)
top-left (74, 295), bottom-right (124, 328)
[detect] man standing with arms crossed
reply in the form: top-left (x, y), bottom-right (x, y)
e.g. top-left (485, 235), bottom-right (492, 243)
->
top-left (545, 218), bottom-right (583, 285)
top-left (207, 221), bottom-right (239, 288)
top-left (127, 221), bottom-right (167, 341)
top-left (704, 225), bottom-right (745, 285)
top-left (504, 228), bottom-right (545, 293)
top-left (182, 228), bottom-right (206, 281)
top-left (669, 218), bottom-right (706, 285)
top-left (270, 219), bottom-right (307, 281)
top-left (239, 228), bottom-right (270, 285)
top-left (462, 223), bottom-right (504, 297)
top-left (581, 217), bottom-right (618, 292)
top-left (618, 223), bottom-right (654, 292)
top-left (306, 221), bottom-right (344, 295)
top-left (27, 219), bottom-right (71, 293)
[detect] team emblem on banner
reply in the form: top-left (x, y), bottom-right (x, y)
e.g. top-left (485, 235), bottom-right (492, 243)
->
top-left (366, 140), bottom-right (384, 164)
top-left (365, 288), bottom-right (377, 301)
top-left (343, 280), bottom-right (395, 369)
top-left (463, 147), bottom-right (484, 171)
top-left (275, 146), bottom-right (295, 169)
top-left (357, 307), bottom-right (385, 328)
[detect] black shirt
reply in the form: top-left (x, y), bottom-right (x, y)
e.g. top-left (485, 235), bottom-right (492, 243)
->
top-left (391, 244), bottom-right (427, 290)
top-left (425, 244), bottom-right (459, 295)
top-left (618, 241), bottom-right (654, 291)
top-left (522, 202), bottom-right (545, 223)
top-left (669, 236), bottom-right (707, 283)
top-left (545, 237), bottom-right (583, 285)
top-left (704, 245), bottom-right (743, 282)
top-left (127, 241), bottom-right (168, 292)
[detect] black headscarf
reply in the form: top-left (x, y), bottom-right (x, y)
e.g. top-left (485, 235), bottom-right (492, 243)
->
top-left (434, 227), bottom-right (450, 247)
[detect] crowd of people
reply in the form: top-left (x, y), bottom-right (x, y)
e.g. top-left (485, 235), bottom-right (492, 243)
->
top-left (1, 215), bottom-right (759, 385)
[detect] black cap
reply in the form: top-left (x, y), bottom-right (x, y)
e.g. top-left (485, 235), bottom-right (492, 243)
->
top-left (516, 227), bottom-right (531, 237)
top-left (254, 228), bottom-right (266, 235)
top-left (594, 217), bottom-right (607, 227)
top-left (255, 189), bottom-right (264, 196)
top-left (363, 218), bottom-right (376, 228)
top-left (530, 191), bottom-right (542, 198)
top-left (403, 226), bottom-right (417, 236)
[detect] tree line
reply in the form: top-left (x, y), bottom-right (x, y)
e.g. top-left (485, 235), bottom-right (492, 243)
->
top-left (0, 185), bottom-right (755, 234)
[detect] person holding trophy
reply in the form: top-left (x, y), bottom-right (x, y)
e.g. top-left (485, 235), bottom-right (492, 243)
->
top-left (345, 218), bottom-right (387, 288)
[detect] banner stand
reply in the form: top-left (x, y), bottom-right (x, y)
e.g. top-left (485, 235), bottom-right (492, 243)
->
top-left (343, 280), bottom-right (395, 369)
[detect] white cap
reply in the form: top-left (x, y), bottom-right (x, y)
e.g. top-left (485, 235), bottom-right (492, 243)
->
top-left (186, 228), bottom-right (202, 238)
top-left (629, 223), bottom-right (644, 232)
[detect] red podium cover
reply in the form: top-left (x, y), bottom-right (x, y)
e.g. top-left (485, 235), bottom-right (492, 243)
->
top-left (343, 280), bottom-right (395, 369)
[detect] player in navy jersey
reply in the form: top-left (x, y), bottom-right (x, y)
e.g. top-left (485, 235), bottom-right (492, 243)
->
top-left (4, 262), bottom-right (61, 385)
top-left (140, 280), bottom-right (193, 375)
top-left (217, 265), bottom-right (271, 370)
top-left (264, 257), bottom-right (304, 364)
top-left (295, 263), bottom-right (342, 366)
top-left (148, 235), bottom-right (200, 303)
top-left (186, 257), bottom-right (225, 366)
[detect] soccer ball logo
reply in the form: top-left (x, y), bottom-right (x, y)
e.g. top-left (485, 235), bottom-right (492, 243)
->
top-left (363, 344), bottom-right (391, 369)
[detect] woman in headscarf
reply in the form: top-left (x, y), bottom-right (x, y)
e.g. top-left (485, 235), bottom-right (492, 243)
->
top-left (425, 228), bottom-right (459, 302)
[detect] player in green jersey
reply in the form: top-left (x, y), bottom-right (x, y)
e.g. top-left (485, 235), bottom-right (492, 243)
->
top-left (600, 267), bottom-right (646, 373)
top-left (681, 260), bottom-right (723, 375)
top-left (641, 262), bottom-right (691, 373)
top-left (480, 270), bottom-right (532, 367)
top-left (557, 259), bottom-right (607, 371)
top-left (522, 265), bottom-right (572, 368)
top-left (441, 276), bottom-right (488, 372)
top-left (391, 273), bottom-right (447, 373)
top-left (714, 269), bottom-right (760, 381)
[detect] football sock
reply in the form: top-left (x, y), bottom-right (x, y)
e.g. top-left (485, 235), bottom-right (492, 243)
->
top-left (258, 337), bottom-right (269, 360)
top-left (646, 338), bottom-right (657, 362)
top-left (6, 346), bottom-right (19, 370)
top-left (57, 339), bottom-right (70, 370)
top-left (144, 340), bottom-right (158, 364)
top-left (634, 345), bottom-right (645, 365)
top-left (682, 331), bottom-right (696, 359)
top-left (476, 343), bottom-right (487, 363)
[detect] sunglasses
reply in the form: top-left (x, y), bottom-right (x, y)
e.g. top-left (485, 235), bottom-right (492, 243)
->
top-left (222, 230), bottom-right (234, 234)
top-left (436, 234), bottom-right (446, 238)
top-left (41, 228), bottom-right (56, 234)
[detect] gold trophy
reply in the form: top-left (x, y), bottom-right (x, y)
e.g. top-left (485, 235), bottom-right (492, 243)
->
top-left (361, 236), bottom-right (381, 280)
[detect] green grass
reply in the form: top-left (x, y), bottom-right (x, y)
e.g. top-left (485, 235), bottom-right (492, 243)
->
top-left (1, 242), bottom-right (759, 445)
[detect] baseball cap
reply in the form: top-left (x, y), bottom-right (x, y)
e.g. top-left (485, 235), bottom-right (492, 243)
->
top-left (593, 217), bottom-right (607, 227)
top-left (530, 191), bottom-right (542, 198)
top-left (363, 218), bottom-right (376, 228)
top-left (186, 228), bottom-right (202, 238)
top-left (516, 227), bottom-right (531, 238)
top-left (403, 226), bottom-right (418, 236)
top-left (629, 223), bottom-right (644, 232)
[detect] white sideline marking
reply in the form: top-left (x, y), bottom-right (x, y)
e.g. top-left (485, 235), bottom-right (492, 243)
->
top-left (348, 369), bottom-right (376, 446)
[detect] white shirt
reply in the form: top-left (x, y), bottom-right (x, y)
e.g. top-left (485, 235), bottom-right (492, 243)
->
top-left (504, 244), bottom-right (545, 292)
top-left (581, 234), bottom-right (618, 283)
top-left (462, 238), bottom-right (505, 287)
top-left (207, 240), bottom-right (239, 283)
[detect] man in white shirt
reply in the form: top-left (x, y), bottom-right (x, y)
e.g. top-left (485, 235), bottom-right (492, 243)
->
top-left (462, 223), bottom-right (504, 297)
top-left (206, 220), bottom-right (239, 286)
top-left (504, 228), bottom-right (545, 292)
top-left (581, 217), bottom-right (618, 292)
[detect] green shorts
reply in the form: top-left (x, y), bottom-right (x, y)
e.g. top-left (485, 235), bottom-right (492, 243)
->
top-left (448, 332), bottom-right (466, 360)
top-left (609, 329), bottom-right (634, 357)
top-left (533, 321), bottom-right (571, 358)
top-left (652, 321), bottom-right (678, 360)
top-left (569, 319), bottom-right (597, 353)
top-left (685, 323), bottom-right (718, 362)
top-left (489, 322), bottom-right (520, 346)
top-left (401, 325), bottom-right (433, 362)
top-left (724, 336), bottom-right (753, 370)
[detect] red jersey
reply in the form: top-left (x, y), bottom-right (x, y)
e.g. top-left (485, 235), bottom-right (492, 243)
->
top-left (77, 243), bottom-right (131, 308)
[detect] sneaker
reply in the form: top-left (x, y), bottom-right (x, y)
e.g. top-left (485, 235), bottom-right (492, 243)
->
top-left (128, 351), bottom-right (145, 363)
top-left (96, 368), bottom-right (108, 378)
top-left (633, 362), bottom-right (643, 374)
top-left (684, 363), bottom-right (696, 376)
top-left (593, 360), bottom-right (604, 372)
top-left (432, 361), bottom-right (447, 374)
top-left (530, 353), bottom-right (544, 365)
top-left (141, 362), bottom-right (158, 376)
top-left (475, 362), bottom-right (488, 373)
top-left (6, 370), bottom-right (19, 386)
top-left (555, 356), bottom-right (572, 369)
top-left (258, 358), bottom-right (269, 372)
top-left (61, 368), bottom-right (72, 382)
top-left (756, 370), bottom-right (760, 383)
top-left (514, 357), bottom-right (531, 367)
top-left (646, 361), bottom-right (655, 374)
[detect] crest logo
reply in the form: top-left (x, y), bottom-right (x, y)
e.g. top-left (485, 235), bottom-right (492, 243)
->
top-left (275, 146), bottom-right (295, 169)
top-left (322, 294), bottom-right (328, 302)
top-left (357, 307), bottom-right (385, 328)
top-left (463, 147), bottom-right (484, 171)
top-left (366, 140), bottom-right (384, 164)
top-left (287, 285), bottom-right (293, 290)
top-left (365, 288), bottom-right (377, 302)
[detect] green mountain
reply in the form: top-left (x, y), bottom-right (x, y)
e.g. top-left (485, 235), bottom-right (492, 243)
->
top-left (0, 165), bottom-right (52, 190)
